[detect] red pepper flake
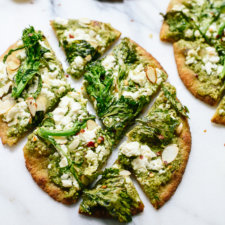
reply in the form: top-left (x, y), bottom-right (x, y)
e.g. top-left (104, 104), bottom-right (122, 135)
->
top-left (156, 151), bottom-right (161, 156)
top-left (158, 135), bottom-right (164, 140)
top-left (101, 185), bottom-right (107, 189)
top-left (69, 34), bottom-right (74, 38)
top-left (140, 155), bottom-right (144, 159)
top-left (97, 136), bottom-right (104, 144)
top-left (28, 33), bottom-right (33, 37)
top-left (87, 141), bottom-right (95, 147)
top-left (80, 129), bottom-right (85, 133)
top-left (66, 74), bottom-right (69, 78)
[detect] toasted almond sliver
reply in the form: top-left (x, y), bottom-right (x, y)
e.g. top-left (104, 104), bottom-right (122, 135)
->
top-left (26, 97), bottom-right (37, 117)
top-left (176, 123), bottom-right (183, 134)
top-left (162, 144), bottom-right (179, 164)
top-left (36, 95), bottom-right (47, 112)
top-left (7, 57), bottom-right (20, 71)
top-left (146, 67), bottom-right (157, 84)
top-left (87, 120), bottom-right (98, 130)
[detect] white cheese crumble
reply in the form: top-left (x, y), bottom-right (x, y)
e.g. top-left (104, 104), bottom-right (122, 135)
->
top-left (102, 55), bottom-right (116, 70)
top-left (59, 156), bottom-right (68, 168)
top-left (84, 150), bottom-right (98, 176)
top-left (54, 18), bottom-right (68, 26)
top-left (3, 101), bottom-right (31, 127)
top-left (128, 64), bottom-right (147, 86)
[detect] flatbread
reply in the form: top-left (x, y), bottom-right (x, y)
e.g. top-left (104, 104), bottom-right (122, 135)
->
top-left (160, 0), bottom-right (184, 42)
top-left (211, 96), bottom-right (225, 125)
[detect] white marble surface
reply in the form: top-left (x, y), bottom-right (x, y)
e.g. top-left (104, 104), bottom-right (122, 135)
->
top-left (0, 0), bottom-right (225, 224)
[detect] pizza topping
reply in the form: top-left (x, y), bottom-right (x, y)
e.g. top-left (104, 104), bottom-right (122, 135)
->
top-left (0, 94), bottom-right (15, 115)
top-left (162, 144), bottom-right (179, 164)
top-left (145, 66), bottom-right (157, 84)
top-left (26, 97), bottom-right (37, 117)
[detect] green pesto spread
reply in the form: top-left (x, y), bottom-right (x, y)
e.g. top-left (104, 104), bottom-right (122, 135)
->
top-left (118, 83), bottom-right (189, 207)
top-left (84, 37), bottom-right (167, 141)
top-left (79, 165), bottom-right (143, 223)
top-left (51, 18), bottom-right (119, 78)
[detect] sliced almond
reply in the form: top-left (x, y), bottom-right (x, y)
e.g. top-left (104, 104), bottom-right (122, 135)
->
top-left (176, 123), bottom-right (183, 134)
top-left (0, 96), bottom-right (15, 115)
top-left (145, 66), bottom-right (157, 84)
top-left (69, 138), bottom-right (80, 150)
top-left (36, 95), bottom-right (47, 112)
top-left (7, 56), bottom-right (20, 71)
top-left (26, 97), bottom-right (37, 117)
top-left (162, 144), bottom-right (179, 164)
top-left (119, 170), bottom-right (131, 176)
top-left (87, 120), bottom-right (98, 130)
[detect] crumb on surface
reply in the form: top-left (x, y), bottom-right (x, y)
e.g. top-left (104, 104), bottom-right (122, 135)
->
top-left (149, 34), bottom-right (153, 38)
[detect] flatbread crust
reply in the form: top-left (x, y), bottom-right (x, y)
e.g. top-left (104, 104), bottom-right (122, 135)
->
top-left (23, 136), bottom-right (77, 204)
top-left (153, 117), bottom-right (191, 209)
top-left (160, 0), bottom-right (185, 42)
top-left (79, 202), bottom-right (144, 219)
top-left (211, 97), bottom-right (225, 125)
top-left (0, 42), bottom-right (22, 146)
top-left (173, 42), bottom-right (219, 106)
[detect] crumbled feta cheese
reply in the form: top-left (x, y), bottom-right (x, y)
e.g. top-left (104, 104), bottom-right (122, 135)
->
top-left (96, 145), bottom-right (110, 161)
top-left (62, 179), bottom-right (72, 187)
top-left (147, 158), bottom-right (164, 171)
top-left (128, 64), bottom-right (147, 86)
top-left (55, 17), bottom-right (68, 26)
top-left (120, 141), bottom-right (140, 157)
top-left (102, 55), bottom-right (116, 70)
top-left (194, 30), bottom-right (201, 37)
top-left (84, 150), bottom-right (98, 175)
top-left (185, 29), bottom-right (193, 38)
top-left (4, 101), bottom-right (31, 127)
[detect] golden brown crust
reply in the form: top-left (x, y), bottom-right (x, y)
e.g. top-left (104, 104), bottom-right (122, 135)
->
top-left (173, 42), bottom-right (218, 106)
top-left (129, 38), bottom-right (168, 78)
top-left (211, 98), bottom-right (225, 125)
top-left (154, 117), bottom-right (191, 209)
top-left (79, 202), bottom-right (144, 219)
top-left (160, 0), bottom-right (185, 42)
top-left (211, 113), bottom-right (225, 125)
top-left (23, 140), bottom-right (77, 204)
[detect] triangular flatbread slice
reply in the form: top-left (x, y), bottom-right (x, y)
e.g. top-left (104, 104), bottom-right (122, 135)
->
top-left (50, 18), bottom-right (121, 78)
top-left (212, 95), bottom-right (225, 125)
top-left (23, 90), bottom-right (113, 204)
top-left (118, 83), bottom-right (191, 209)
top-left (79, 162), bottom-right (144, 223)
top-left (173, 39), bottom-right (225, 106)
top-left (83, 37), bottom-right (167, 142)
top-left (0, 26), bottom-right (70, 146)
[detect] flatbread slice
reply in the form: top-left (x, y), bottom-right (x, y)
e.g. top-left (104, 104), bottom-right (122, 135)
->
top-left (160, 0), bottom-right (225, 42)
top-left (24, 91), bottom-right (113, 204)
top-left (211, 95), bottom-right (225, 125)
top-left (50, 18), bottom-right (121, 78)
top-left (118, 83), bottom-right (191, 209)
top-left (83, 37), bottom-right (167, 142)
top-left (79, 162), bottom-right (144, 223)
top-left (0, 26), bottom-right (70, 146)
top-left (173, 39), bottom-right (225, 105)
